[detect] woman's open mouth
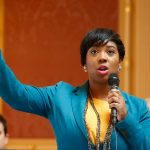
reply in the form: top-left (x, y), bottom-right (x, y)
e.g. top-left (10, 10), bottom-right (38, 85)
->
top-left (97, 66), bottom-right (109, 75)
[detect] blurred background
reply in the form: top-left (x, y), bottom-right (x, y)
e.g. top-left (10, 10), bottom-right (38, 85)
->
top-left (0, 0), bottom-right (150, 149)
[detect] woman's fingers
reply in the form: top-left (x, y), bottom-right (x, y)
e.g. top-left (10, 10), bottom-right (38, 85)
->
top-left (107, 89), bottom-right (127, 121)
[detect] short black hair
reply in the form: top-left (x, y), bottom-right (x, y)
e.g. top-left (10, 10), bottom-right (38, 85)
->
top-left (80, 28), bottom-right (125, 66)
top-left (0, 114), bottom-right (7, 135)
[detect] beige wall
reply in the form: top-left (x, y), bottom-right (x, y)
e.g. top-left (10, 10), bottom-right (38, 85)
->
top-left (119, 0), bottom-right (150, 98)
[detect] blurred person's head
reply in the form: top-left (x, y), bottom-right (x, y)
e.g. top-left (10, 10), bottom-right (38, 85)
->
top-left (0, 114), bottom-right (8, 149)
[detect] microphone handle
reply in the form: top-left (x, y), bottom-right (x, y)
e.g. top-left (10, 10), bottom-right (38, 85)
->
top-left (110, 85), bottom-right (118, 126)
top-left (111, 107), bottom-right (117, 126)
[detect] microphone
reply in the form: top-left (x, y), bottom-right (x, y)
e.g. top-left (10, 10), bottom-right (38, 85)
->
top-left (108, 73), bottom-right (120, 126)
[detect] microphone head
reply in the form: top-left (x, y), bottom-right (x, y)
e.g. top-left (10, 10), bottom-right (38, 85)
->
top-left (108, 73), bottom-right (119, 87)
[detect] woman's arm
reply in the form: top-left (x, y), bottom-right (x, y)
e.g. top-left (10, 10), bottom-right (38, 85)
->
top-left (116, 98), bottom-right (150, 149)
top-left (0, 50), bottom-right (55, 118)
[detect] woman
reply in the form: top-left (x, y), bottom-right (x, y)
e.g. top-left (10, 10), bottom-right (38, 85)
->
top-left (0, 28), bottom-right (150, 150)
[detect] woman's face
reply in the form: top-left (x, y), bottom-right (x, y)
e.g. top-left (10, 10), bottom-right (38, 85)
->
top-left (85, 41), bottom-right (120, 84)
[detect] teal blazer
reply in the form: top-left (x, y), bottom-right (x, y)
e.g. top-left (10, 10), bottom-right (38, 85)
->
top-left (0, 51), bottom-right (150, 150)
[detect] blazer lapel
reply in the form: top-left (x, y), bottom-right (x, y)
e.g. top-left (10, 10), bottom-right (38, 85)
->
top-left (71, 81), bottom-right (89, 139)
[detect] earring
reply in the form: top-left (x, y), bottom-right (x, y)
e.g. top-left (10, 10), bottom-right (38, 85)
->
top-left (118, 64), bottom-right (122, 72)
top-left (83, 66), bottom-right (87, 72)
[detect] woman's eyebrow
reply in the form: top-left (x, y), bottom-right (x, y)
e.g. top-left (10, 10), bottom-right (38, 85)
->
top-left (106, 45), bottom-right (117, 49)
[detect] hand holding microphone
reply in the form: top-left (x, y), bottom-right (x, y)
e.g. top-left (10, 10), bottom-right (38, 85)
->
top-left (108, 73), bottom-right (127, 126)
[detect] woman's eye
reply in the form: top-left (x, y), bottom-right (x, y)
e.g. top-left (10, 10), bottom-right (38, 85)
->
top-left (90, 49), bottom-right (98, 55)
top-left (107, 49), bottom-right (115, 56)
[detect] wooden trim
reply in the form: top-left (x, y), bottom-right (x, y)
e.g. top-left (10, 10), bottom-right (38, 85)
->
top-left (119, 0), bottom-right (150, 98)
top-left (0, 0), bottom-right (4, 113)
top-left (130, 0), bottom-right (150, 97)
top-left (118, 0), bottom-right (132, 92)
top-left (5, 138), bottom-right (57, 150)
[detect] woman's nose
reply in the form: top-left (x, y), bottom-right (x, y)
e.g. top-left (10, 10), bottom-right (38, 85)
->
top-left (97, 52), bottom-right (107, 63)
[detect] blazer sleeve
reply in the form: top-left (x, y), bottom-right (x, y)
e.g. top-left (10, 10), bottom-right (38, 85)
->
top-left (0, 50), bottom-right (58, 118)
top-left (116, 96), bottom-right (150, 150)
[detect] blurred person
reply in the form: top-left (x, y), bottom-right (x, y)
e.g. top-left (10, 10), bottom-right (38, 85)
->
top-left (0, 114), bottom-right (8, 149)
top-left (0, 28), bottom-right (150, 150)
